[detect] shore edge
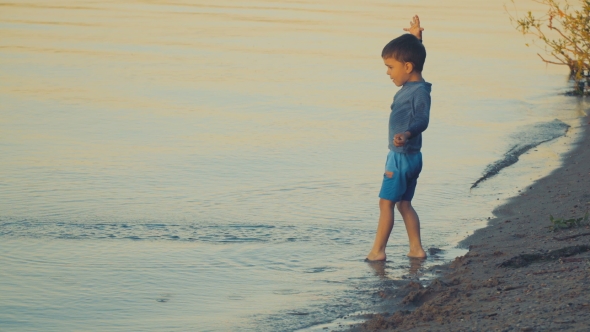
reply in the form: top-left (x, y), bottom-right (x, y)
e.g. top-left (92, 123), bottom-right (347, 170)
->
top-left (352, 110), bottom-right (590, 331)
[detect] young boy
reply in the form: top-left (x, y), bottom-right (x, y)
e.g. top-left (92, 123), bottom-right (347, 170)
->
top-left (366, 16), bottom-right (430, 261)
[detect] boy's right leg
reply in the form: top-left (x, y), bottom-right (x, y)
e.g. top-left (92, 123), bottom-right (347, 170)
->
top-left (366, 198), bottom-right (396, 261)
top-left (396, 200), bottom-right (426, 258)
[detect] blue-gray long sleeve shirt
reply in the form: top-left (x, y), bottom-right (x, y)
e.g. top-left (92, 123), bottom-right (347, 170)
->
top-left (388, 81), bottom-right (432, 154)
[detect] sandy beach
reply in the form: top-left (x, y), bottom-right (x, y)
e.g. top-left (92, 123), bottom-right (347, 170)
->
top-left (354, 110), bottom-right (590, 331)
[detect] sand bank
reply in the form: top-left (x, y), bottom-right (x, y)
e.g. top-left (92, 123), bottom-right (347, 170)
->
top-left (354, 112), bottom-right (590, 331)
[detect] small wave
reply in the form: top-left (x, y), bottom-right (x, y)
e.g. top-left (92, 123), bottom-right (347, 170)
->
top-left (471, 119), bottom-right (570, 189)
top-left (0, 218), bottom-right (371, 245)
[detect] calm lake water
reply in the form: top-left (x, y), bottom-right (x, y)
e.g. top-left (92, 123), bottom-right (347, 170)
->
top-left (1, 0), bottom-right (588, 331)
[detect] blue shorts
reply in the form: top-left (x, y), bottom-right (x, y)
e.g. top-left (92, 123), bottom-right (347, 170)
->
top-left (378, 151), bottom-right (423, 202)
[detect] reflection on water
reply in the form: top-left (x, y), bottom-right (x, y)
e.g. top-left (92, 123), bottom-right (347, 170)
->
top-left (471, 119), bottom-right (570, 188)
top-left (0, 0), bottom-right (586, 331)
top-left (365, 257), bottom-right (425, 279)
top-left (408, 257), bottom-right (426, 276)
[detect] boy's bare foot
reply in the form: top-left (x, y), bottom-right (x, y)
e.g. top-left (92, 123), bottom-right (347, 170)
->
top-left (407, 248), bottom-right (427, 258)
top-left (365, 251), bottom-right (386, 262)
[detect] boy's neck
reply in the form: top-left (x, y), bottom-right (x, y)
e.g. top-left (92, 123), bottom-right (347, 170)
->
top-left (406, 72), bottom-right (424, 84)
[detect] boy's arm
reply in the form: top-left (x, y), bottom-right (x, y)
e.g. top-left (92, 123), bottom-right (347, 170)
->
top-left (393, 89), bottom-right (430, 147)
top-left (393, 16), bottom-right (426, 147)
top-left (403, 15), bottom-right (423, 41)
top-left (406, 89), bottom-right (430, 138)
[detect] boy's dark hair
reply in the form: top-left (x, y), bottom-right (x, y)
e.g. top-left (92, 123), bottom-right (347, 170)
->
top-left (381, 34), bottom-right (426, 73)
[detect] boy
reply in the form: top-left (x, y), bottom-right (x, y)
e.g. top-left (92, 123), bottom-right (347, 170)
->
top-left (366, 16), bottom-right (430, 261)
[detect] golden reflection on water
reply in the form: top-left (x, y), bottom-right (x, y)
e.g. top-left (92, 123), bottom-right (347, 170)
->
top-left (0, 1), bottom-right (584, 331)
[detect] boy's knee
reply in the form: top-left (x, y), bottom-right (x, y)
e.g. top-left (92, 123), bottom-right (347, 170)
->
top-left (379, 198), bottom-right (396, 209)
top-left (396, 200), bottom-right (412, 212)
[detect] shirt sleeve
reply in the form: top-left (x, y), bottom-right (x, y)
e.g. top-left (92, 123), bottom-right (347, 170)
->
top-left (407, 87), bottom-right (430, 137)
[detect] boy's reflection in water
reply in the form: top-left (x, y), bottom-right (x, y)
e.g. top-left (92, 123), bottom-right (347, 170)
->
top-left (408, 257), bottom-right (426, 276)
top-left (366, 257), bottom-right (426, 279)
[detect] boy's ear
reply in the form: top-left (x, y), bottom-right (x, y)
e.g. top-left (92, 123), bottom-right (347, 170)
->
top-left (404, 62), bottom-right (415, 74)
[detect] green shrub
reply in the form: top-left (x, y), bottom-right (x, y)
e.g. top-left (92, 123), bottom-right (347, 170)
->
top-left (507, 0), bottom-right (590, 95)
top-left (548, 211), bottom-right (589, 231)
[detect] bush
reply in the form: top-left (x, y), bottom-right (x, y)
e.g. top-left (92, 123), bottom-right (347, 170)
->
top-left (507, 0), bottom-right (590, 95)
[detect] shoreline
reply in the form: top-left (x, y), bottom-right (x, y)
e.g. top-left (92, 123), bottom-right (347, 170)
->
top-left (352, 110), bottom-right (590, 331)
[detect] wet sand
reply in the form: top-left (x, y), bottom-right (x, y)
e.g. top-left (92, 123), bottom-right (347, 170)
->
top-left (353, 112), bottom-right (590, 331)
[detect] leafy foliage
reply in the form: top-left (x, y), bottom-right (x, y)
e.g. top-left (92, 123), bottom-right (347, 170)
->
top-left (507, 0), bottom-right (590, 95)
top-left (548, 211), bottom-right (589, 231)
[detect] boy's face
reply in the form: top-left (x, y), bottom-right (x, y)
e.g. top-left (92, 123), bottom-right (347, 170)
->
top-left (383, 57), bottom-right (413, 87)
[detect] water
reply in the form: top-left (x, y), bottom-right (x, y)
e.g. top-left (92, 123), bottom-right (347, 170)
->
top-left (1, 1), bottom-right (588, 331)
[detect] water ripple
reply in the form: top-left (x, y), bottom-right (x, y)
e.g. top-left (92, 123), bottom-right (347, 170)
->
top-left (0, 218), bottom-right (372, 245)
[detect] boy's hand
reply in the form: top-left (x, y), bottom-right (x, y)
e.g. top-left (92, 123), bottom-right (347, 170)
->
top-left (403, 15), bottom-right (423, 40)
top-left (393, 131), bottom-right (411, 147)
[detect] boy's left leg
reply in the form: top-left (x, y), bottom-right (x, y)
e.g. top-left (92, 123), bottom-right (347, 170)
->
top-left (396, 200), bottom-right (426, 258)
top-left (396, 152), bottom-right (425, 258)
